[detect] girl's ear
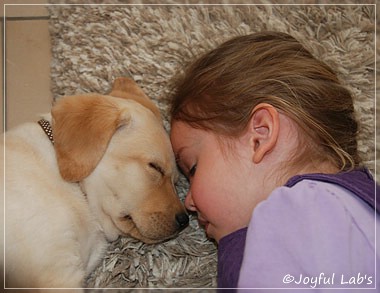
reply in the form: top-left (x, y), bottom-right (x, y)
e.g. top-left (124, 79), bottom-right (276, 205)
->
top-left (249, 103), bottom-right (280, 164)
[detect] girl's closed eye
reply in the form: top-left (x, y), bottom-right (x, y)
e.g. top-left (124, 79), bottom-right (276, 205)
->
top-left (189, 164), bottom-right (197, 178)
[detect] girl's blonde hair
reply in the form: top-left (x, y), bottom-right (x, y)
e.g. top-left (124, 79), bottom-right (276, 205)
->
top-left (170, 31), bottom-right (361, 171)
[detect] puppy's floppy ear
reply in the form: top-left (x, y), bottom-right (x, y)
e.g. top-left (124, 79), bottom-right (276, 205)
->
top-left (52, 94), bottom-right (131, 182)
top-left (109, 77), bottom-right (162, 120)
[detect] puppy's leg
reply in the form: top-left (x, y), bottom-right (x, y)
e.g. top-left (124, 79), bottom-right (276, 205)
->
top-left (10, 289), bottom-right (83, 293)
top-left (5, 222), bottom-right (88, 289)
top-left (5, 260), bottom-right (86, 289)
top-left (85, 234), bottom-right (107, 276)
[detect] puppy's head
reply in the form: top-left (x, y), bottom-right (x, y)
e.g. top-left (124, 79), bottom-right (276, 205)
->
top-left (51, 78), bottom-right (188, 243)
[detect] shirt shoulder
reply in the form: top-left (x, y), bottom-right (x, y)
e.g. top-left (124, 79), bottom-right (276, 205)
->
top-left (238, 180), bottom-right (378, 289)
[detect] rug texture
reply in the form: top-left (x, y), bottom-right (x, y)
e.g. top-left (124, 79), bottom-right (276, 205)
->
top-left (46, 1), bottom-right (376, 290)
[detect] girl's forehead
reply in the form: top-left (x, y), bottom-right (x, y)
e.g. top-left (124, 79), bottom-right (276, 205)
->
top-left (170, 121), bottom-right (212, 157)
top-left (171, 121), bottom-right (198, 140)
top-left (171, 122), bottom-right (201, 147)
top-left (171, 120), bottom-right (242, 150)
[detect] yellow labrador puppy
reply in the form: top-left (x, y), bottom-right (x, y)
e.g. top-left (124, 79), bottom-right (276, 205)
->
top-left (3, 77), bottom-right (188, 289)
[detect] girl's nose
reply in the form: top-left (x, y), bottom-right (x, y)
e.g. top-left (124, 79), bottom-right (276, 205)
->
top-left (184, 190), bottom-right (197, 212)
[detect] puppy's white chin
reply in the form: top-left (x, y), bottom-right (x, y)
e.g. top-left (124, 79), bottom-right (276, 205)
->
top-left (101, 219), bottom-right (121, 242)
top-left (105, 230), bottom-right (120, 242)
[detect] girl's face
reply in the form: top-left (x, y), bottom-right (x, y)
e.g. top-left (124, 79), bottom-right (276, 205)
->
top-left (170, 121), bottom-right (265, 242)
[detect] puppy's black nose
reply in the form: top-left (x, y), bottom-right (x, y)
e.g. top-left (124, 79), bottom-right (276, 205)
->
top-left (175, 212), bottom-right (189, 229)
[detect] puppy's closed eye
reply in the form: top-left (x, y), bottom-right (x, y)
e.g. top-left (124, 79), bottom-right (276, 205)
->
top-left (148, 162), bottom-right (165, 176)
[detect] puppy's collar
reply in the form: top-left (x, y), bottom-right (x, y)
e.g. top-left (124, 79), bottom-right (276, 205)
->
top-left (38, 119), bottom-right (54, 145)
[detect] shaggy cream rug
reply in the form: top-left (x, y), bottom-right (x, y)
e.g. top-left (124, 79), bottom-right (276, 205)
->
top-left (47, 1), bottom-right (376, 290)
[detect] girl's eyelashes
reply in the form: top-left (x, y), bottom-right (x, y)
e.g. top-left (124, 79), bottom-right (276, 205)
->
top-left (189, 164), bottom-right (197, 177)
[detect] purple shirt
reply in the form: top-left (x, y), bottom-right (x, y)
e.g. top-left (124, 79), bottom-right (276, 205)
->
top-left (217, 168), bottom-right (379, 291)
top-left (218, 227), bottom-right (247, 288)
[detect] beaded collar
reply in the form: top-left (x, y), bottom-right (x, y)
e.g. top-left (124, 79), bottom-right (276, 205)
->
top-left (37, 119), bottom-right (54, 145)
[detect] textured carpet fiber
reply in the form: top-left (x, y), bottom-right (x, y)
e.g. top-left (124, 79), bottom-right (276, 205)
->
top-left (47, 2), bottom-right (376, 289)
